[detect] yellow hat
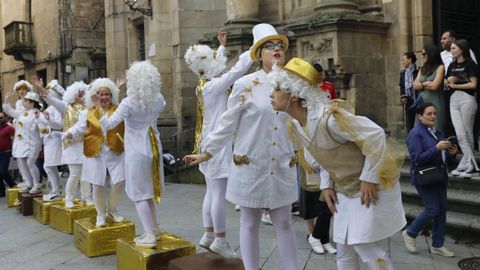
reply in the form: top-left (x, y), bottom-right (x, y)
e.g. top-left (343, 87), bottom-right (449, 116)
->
top-left (282, 58), bottom-right (319, 85)
top-left (250, 23), bottom-right (289, 61)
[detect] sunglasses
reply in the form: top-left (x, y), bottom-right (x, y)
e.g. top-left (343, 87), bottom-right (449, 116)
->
top-left (262, 42), bottom-right (286, 50)
top-left (421, 52), bottom-right (426, 56)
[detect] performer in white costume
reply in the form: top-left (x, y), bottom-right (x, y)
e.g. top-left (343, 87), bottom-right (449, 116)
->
top-left (59, 78), bottom-right (126, 227)
top-left (36, 80), bottom-right (65, 201)
top-left (36, 79), bottom-right (93, 207)
top-left (268, 57), bottom-right (406, 270)
top-left (3, 92), bottom-right (42, 194)
top-left (98, 61), bottom-right (165, 247)
top-left (184, 30), bottom-right (253, 258)
top-left (183, 24), bottom-right (300, 270)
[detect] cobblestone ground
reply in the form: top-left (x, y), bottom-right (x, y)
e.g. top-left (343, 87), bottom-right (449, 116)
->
top-left (0, 182), bottom-right (479, 270)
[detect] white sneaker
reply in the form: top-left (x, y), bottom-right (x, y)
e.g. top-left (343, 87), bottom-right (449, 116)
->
top-left (402, 230), bottom-right (417, 253)
top-left (199, 234), bottom-right (215, 250)
top-left (134, 233), bottom-right (157, 248)
top-left (43, 191), bottom-right (62, 202)
top-left (431, 246), bottom-right (455, 257)
top-left (65, 195), bottom-right (75, 208)
top-left (209, 239), bottom-right (237, 259)
top-left (322, 243), bottom-right (337, 254)
top-left (19, 186), bottom-right (32, 193)
top-left (234, 205), bottom-right (241, 211)
top-left (16, 182), bottom-right (27, 188)
top-left (460, 170), bottom-right (478, 178)
top-left (84, 196), bottom-right (94, 206)
top-left (451, 168), bottom-right (465, 176)
top-left (96, 214), bottom-right (106, 227)
top-left (308, 235), bottom-right (325, 254)
top-left (261, 213), bottom-right (272, 225)
top-left (108, 209), bottom-right (124, 222)
top-left (29, 185), bottom-right (42, 194)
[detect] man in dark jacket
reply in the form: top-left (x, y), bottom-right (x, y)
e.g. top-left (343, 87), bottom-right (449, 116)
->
top-left (400, 52), bottom-right (419, 132)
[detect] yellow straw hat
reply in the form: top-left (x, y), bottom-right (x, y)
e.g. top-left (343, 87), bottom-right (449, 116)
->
top-left (250, 23), bottom-right (289, 61)
top-left (281, 58), bottom-right (320, 86)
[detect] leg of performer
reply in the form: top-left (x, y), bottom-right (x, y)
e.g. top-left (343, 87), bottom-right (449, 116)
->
top-left (201, 176), bottom-right (214, 244)
top-left (80, 179), bottom-right (93, 205)
top-left (353, 242), bottom-right (395, 270)
top-left (269, 205), bottom-right (300, 270)
top-left (108, 181), bottom-right (125, 222)
top-left (146, 198), bottom-right (159, 233)
top-left (239, 207), bottom-right (262, 270)
top-left (93, 184), bottom-right (106, 227)
top-left (26, 157), bottom-right (40, 187)
top-left (18, 158), bottom-right (33, 188)
top-left (65, 164), bottom-right (81, 207)
top-left (336, 243), bottom-right (361, 270)
top-left (44, 165), bottom-right (61, 193)
top-left (134, 199), bottom-right (157, 247)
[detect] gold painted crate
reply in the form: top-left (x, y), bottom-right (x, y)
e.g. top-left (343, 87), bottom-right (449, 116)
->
top-left (49, 203), bottom-right (96, 234)
top-left (7, 188), bottom-right (20, 207)
top-left (116, 232), bottom-right (196, 270)
top-left (74, 217), bottom-right (135, 257)
top-left (32, 197), bottom-right (64, 225)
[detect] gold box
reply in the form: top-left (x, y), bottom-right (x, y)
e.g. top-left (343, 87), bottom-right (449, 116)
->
top-left (50, 203), bottom-right (96, 234)
top-left (74, 217), bottom-right (135, 257)
top-left (7, 188), bottom-right (20, 207)
top-left (116, 232), bottom-right (196, 270)
top-left (32, 198), bottom-right (64, 225)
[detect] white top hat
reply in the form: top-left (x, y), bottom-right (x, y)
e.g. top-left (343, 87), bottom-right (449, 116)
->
top-left (46, 80), bottom-right (65, 99)
top-left (24, 91), bottom-right (41, 103)
top-left (250, 23), bottom-right (289, 61)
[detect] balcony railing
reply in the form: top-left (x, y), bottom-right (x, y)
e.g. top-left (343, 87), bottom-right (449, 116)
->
top-left (3, 21), bottom-right (35, 62)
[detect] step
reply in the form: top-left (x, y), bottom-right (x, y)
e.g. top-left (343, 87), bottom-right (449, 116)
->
top-left (400, 181), bottom-right (480, 216)
top-left (403, 202), bottom-right (480, 243)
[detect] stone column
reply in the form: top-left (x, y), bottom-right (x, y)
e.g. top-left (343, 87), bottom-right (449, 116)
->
top-left (225, 0), bottom-right (260, 25)
top-left (357, 0), bottom-right (383, 15)
top-left (314, 0), bottom-right (360, 14)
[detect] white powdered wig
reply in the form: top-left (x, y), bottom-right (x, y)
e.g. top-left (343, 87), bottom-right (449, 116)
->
top-left (126, 60), bottom-right (162, 108)
top-left (13, 80), bottom-right (33, 92)
top-left (184, 44), bottom-right (227, 80)
top-left (267, 64), bottom-right (329, 107)
top-left (63, 81), bottom-right (87, 105)
top-left (85, 78), bottom-right (119, 108)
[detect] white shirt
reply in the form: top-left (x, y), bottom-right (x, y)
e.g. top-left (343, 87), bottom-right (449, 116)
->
top-left (203, 69), bottom-right (298, 209)
top-left (198, 48), bottom-right (253, 180)
top-left (36, 105), bottom-right (63, 166)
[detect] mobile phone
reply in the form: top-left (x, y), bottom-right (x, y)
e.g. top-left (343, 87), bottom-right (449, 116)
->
top-left (446, 136), bottom-right (457, 145)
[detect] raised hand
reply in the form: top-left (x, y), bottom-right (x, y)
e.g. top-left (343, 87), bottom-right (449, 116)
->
top-left (4, 91), bottom-right (14, 101)
top-left (31, 76), bottom-right (48, 97)
top-left (44, 111), bottom-right (50, 120)
top-left (116, 74), bottom-right (127, 88)
top-left (217, 29), bottom-right (227, 46)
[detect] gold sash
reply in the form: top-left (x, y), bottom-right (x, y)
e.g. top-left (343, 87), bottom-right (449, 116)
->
top-left (193, 79), bottom-right (207, 154)
top-left (63, 103), bottom-right (84, 149)
top-left (149, 127), bottom-right (161, 203)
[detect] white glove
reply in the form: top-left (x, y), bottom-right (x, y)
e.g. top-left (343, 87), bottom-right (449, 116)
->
top-left (51, 131), bottom-right (70, 140)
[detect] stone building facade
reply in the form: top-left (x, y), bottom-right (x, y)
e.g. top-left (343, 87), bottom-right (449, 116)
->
top-left (0, 0), bottom-right (106, 103)
top-left (104, 0), bottom-right (480, 157)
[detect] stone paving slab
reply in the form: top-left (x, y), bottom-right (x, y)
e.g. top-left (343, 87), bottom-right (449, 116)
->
top-left (0, 183), bottom-right (478, 270)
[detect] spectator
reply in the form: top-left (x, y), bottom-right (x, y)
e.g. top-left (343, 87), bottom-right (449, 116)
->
top-left (413, 44), bottom-right (445, 133)
top-left (0, 111), bottom-right (16, 197)
top-left (313, 63), bottom-right (337, 99)
top-left (405, 102), bottom-right (458, 257)
top-left (445, 39), bottom-right (479, 177)
top-left (399, 52), bottom-right (419, 132)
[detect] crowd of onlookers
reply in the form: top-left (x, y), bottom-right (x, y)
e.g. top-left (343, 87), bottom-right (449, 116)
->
top-left (402, 29), bottom-right (478, 258)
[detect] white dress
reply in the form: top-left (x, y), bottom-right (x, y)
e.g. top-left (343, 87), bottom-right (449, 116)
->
top-left (2, 104), bottom-right (41, 159)
top-left (36, 106), bottom-right (63, 166)
top-left (67, 110), bottom-right (125, 186)
top-left (44, 94), bottom-right (85, 165)
top-left (101, 93), bottom-right (165, 201)
top-left (202, 69), bottom-right (298, 209)
top-left (292, 104), bottom-right (406, 245)
top-left (198, 48), bottom-right (253, 180)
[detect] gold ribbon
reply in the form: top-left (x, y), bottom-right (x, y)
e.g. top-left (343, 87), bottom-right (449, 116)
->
top-left (193, 79), bottom-right (207, 154)
top-left (149, 127), bottom-right (161, 203)
top-left (233, 154), bottom-right (250, 165)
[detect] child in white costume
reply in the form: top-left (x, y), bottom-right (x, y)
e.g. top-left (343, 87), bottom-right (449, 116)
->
top-left (184, 30), bottom-right (253, 258)
top-left (98, 61), bottom-right (165, 247)
top-left (36, 80), bottom-right (65, 201)
top-left (184, 24), bottom-right (300, 270)
top-left (269, 57), bottom-right (406, 270)
top-left (3, 92), bottom-right (42, 194)
top-left (37, 80), bottom-right (93, 207)
top-left (60, 78), bottom-right (125, 227)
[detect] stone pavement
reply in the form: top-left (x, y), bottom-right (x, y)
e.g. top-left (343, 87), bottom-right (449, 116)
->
top-left (1, 183), bottom-right (479, 270)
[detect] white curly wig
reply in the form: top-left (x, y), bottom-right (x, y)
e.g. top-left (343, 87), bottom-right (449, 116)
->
top-left (13, 80), bottom-right (33, 92)
top-left (85, 78), bottom-right (119, 109)
top-left (46, 80), bottom-right (65, 99)
top-left (63, 81), bottom-right (87, 105)
top-left (184, 44), bottom-right (227, 80)
top-left (126, 60), bottom-right (162, 108)
top-left (267, 64), bottom-right (329, 107)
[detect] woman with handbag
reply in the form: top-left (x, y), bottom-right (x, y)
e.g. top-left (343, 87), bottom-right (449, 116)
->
top-left (405, 102), bottom-right (458, 257)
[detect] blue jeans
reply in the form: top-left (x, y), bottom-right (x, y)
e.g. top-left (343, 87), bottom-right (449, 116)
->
top-left (0, 151), bottom-right (15, 195)
top-left (406, 184), bottom-right (447, 248)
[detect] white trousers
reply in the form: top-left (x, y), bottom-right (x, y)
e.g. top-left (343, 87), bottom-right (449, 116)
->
top-left (65, 164), bottom-right (91, 199)
top-left (336, 242), bottom-right (394, 270)
top-left (202, 176), bottom-right (227, 233)
top-left (92, 181), bottom-right (124, 215)
top-left (44, 165), bottom-right (61, 193)
top-left (17, 157), bottom-right (39, 187)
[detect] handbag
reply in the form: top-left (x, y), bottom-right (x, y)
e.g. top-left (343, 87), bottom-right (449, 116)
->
top-left (407, 94), bottom-right (424, 112)
top-left (413, 164), bottom-right (446, 187)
